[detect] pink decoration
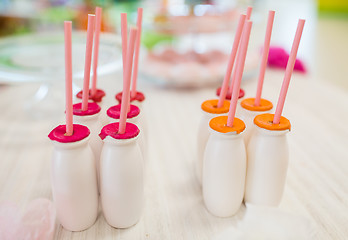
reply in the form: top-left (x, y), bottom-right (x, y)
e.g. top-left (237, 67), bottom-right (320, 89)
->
top-left (0, 199), bottom-right (56, 240)
top-left (216, 87), bottom-right (245, 100)
top-left (76, 89), bottom-right (106, 103)
top-left (254, 10), bottom-right (275, 106)
top-left (121, 13), bottom-right (128, 76)
top-left (246, 6), bottom-right (253, 20)
top-left (227, 21), bottom-right (253, 127)
top-left (82, 14), bottom-right (96, 111)
top-left (72, 102), bottom-right (101, 116)
top-left (99, 122), bottom-right (140, 140)
top-left (217, 14), bottom-right (246, 108)
top-left (107, 104), bottom-right (140, 119)
top-left (91, 7), bottom-right (102, 96)
top-left (119, 27), bottom-right (138, 134)
top-left (273, 19), bottom-right (305, 124)
top-left (268, 47), bottom-right (306, 73)
top-left (115, 91), bottom-right (145, 104)
top-left (49, 124), bottom-right (90, 143)
top-left (64, 21), bottom-right (73, 136)
top-left (131, 8), bottom-right (143, 98)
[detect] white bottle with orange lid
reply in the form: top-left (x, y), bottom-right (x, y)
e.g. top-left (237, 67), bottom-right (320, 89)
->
top-left (245, 113), bottom-right (291, 206)
top-left (202, 116), bottom-right (246, 217)
top-left (197, 99), bottom-right (230, 185)
top-left (106, 104), bottom-right (146, 159)
top-left (99, 122), bottom-right (144, 228)
top-left (73, 102), bottom-right (103, 182)
top-left (48, 124), bottom-right (98, 231)
top-left (239, 97), bottom-right (273, 145)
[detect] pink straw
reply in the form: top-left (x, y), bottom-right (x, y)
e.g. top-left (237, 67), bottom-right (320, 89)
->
top-left (217, 14), bottom-right (246, 108)
top-left (91, 7), bottom-right (102, 96)
top-left (64, 21), bottom-right (73, 136)
top-left (119, 27), bottom-right (138, 134)
top-left (227, 6), bottom-right (253, 95)
top-left (246, 6), bottom-right (253, 20)
top-left (254, 10), bottom-right (275, 106)
top-left (227, 21), bottom-right (253, 127)
top-left (273, 19), bottom-right (305, 124)
top-left (131, 8), bottom-right (143, 98)
top-left (121, 13), bottom-right (128, 76)
top-left (82, 14), bottom-right (95, 111)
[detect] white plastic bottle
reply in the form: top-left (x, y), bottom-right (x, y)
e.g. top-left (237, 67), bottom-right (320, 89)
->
top-left (99, 122), bottom-right (144, 228)
top-left (73, 102), bottom-right (103, 180)
top-left (48, 124), bottom-right (98, 231)
top-left (76, 89), bottom-right (107, 125)
top-left (106, 104), bottom-right (146, 159)
top-left (197, 99), bottom-right (230, 185)
top-left (202, 116), bottom-right (246, 217)
top-left (245, 113), bottom-right (291, 206)
top-left (239, 97), bottom-right (273, 146)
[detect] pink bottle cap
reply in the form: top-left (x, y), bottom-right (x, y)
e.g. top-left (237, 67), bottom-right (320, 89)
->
top-left (48, 124), bottom-right (90, 143)
top-left (216, 87), bottom-right (245, 99)
top-left (107, 104), bottom-right (140, 119)
top-left (115, 91), bottom-right (145, 104)
top-left (76, 89), bottom-right (106, 103)
top-left (73, 102), bottom-right (101, 116)
top-left (99, 122), bottom-right (140, 140)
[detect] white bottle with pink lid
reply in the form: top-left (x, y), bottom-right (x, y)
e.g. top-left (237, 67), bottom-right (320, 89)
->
top-left (203, 116), bottom-right (246, 217)
top-left (73, 102), bottom-right (103, 179)
top-left (245, 113), bottom-right (290, 206)
top-left (99, 122), bottom-right (144, 228)
top-left (197, 99), bottom-right (230, 185)
top-left (239, 98), bottom-right (273, 145)
top-left (106, 104), bottom-right (146, 159)
top-left (48, 124), bottom-right (98, 231)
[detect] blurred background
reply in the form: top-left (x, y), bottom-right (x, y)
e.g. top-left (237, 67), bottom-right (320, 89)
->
top-left (0, 0), bottom-right (347, 93)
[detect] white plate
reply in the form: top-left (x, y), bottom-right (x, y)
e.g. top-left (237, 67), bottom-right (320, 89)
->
top-left (0, 31), bottom-right (122, 83)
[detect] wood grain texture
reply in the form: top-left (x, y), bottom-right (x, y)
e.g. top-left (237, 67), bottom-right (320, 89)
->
top-left (0, 71), bottom-right (347, 239)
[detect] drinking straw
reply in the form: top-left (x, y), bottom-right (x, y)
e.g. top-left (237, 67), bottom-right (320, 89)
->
top-left (82, 14), bottom-right (95, 111)
top-left (246, 6), bottom-right (253, 20)
top-left (228, 6), bottom-right (253, 94)
top-left (131, 8), bottom-right (143, 98)
top-left (254, 10), bottom-right (275, 106)
top-left (119, 27), bottom-right (138, 134)
top-left (91, 7), bottom-right (102, 96)
top-left (273, 19), bottom-right (305, 124)
top-left (64, 21), bottom-right (73, 136)
top-left (217, 14), bottom-right (246, 108)
top-left (227, 21), bottom-right (253, 127)
top-left (121, 13), bottom-right (128, 75)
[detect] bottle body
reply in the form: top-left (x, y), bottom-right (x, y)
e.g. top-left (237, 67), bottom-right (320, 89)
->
top-left (202, 130), bottom-right (246, 217)
top-left (100, 136), bottom-right (144, 228)
top-left (50, 137), bottom-right (98, 231)
top-left (197, 111), bottom-right (226, 185)
top-left (74, 113), bottom-right (103, 181)
top-left (245, 126), bottom-right (289, 206)
top-left (239, 107), bottom-right (271, 146)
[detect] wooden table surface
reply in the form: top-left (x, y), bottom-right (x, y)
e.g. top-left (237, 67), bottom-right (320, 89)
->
top-left (0, 68), bottom-right (347, 239)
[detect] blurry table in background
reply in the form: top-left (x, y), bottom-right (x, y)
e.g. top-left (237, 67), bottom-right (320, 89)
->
top-left (0, 0), bottom-right (348, 239)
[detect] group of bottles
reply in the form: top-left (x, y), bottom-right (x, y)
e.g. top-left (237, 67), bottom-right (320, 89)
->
top-left (197, 96), bottom-right (291, 217)
top-left (49, 93), bottom-right (146, 231)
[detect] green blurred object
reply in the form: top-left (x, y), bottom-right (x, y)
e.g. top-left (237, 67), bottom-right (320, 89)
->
top-left (40, 7), bottom-right (76, 23)
top-left (318, 0), bottom-right (348, 14)
top-left (142, 31), bottom-right (175, 50)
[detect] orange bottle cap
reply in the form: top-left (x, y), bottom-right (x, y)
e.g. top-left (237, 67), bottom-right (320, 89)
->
top-left (254, 113), bottom-right (291, 131)
top-left (209, 116), bottom-right (246, 134)
top-left (241, 98), bottom-right (273, 112)
top-left (201, 99), bottom-right (230, 114)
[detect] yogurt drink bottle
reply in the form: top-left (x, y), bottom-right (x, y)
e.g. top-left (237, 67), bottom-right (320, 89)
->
top-left (48, 124), bottom-right (98, 231)
top-left (76, 89), bottom-right (107, 125)
top-left (197, 99), bottom-right (230, 185)
top-left (99, 122), bottom-right (144, 228)
top-left (202, 116), bottom-right (246, 217)
top-left (245, 113), bottom-right (291, 206)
